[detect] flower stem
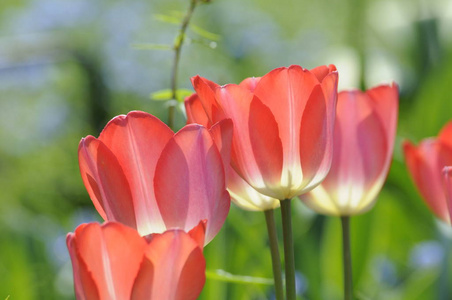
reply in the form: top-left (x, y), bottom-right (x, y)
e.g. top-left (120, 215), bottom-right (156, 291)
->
top-left (281, 198), bottom-right (296, 300)
top-left (169, 0), bottom-right (198, 129)
top-left (438, 224), bottom-right (452, 300)
top-left (341, 216), bottom-right (353, 300)
top-left (264, 209), bottom-right (284, 300)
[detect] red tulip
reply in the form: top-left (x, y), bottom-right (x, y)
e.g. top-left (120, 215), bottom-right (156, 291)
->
top-left (67, 221), bottom-right (206, 300)
top-left (190, 65), bottom-right (338, 200)
top-left (442, 166), bottom-right (452, 223)
top-left (78, 111), bottom-right (231, 244)
top-left (186, 93), bottom-right (280, 211)
top-left (404, 121), bottom-right (452, 223)
top-left (303, 84), bottom-right (399, 215)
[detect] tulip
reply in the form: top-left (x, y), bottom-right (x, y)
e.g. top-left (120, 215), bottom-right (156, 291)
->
top-left (187, 88), bottom-right (283, 298)
top-left (78, 111), bottom-right (231, 244)
top-left (190, 65), bottom-right (338, 201)
top-left (302, 84), bottom-right (399, 215)
top-left (404, 121), bottom-right (452, 223)
top-left (443, 167), bottom-right (452, 223)
top-left (185, 93), bottom-right (280, 211)
top-left (190, 65), bottom-right (338, 300)
top-left (300, 84), bottom-right (398, 300)
top-left (67, 221), bottom-right (206, 300)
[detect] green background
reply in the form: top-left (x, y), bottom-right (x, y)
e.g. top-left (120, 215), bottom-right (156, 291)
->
top-left (1, 0), bottom-right (452, 299)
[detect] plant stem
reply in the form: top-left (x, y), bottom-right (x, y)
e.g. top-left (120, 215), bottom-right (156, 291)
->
top-left (439, 241), bottom-right (450, 300)
top-left (264, 209), bottom-right (284, 300)
top-left (341, 216), bottom-right (353, 300)
top-left (438, 224), bottom-right (452, 300)
top-left (281, 198), bottom-right (296, 300)
top-left (169, 0), bottom-right (197, 129)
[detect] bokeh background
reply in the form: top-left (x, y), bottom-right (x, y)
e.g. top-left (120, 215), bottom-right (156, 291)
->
top-left (1, 0), bottom-right (452, 299)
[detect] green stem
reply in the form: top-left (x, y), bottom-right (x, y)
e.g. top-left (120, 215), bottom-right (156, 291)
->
top-left (281, 198), bottom-right (296, 300)
top-left (438, 225), bottom-right (452, 300)
top-left (341, 216), bottom-right (353, 300)
top-left (169, 0), bottom-right (198, 129)
top-left (264, 209), bottom-right (284, 300)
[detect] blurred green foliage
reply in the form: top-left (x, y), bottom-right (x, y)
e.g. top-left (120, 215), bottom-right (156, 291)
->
top-left (1, 0), bottom-right (452, 299)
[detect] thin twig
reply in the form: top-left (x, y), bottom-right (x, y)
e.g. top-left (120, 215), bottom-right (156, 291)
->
top-left (168, 0), bottom-right (198, 129)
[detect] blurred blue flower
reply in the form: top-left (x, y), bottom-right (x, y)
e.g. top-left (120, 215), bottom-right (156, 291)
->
top-left (409, 240), bottom-right (444, 269)
top-left (371, 255), bottom-right (398, 287)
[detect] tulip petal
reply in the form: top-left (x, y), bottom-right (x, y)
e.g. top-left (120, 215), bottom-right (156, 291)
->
top-left (404, 140), bottom-right (452, 222)
top-left (187, 220), bottom-right (207, 249)
top-left (67, 225), bottom-right (100, 300)
top-left (404, 140), bottom-right (445, 219)
top-left (141, 230), bottom-right (206, 300)
top-left (353, 105), bottom-right (388, 210)
top-left (175, 246), bottom-right (206, 300)
top-left (298, 85), bottom-right (331, 192)
top-left (184, 93), bottom-right (212, 127)
top-left (239, 77), bottom-right (261, 92)
top-left (67, 223), bottom-right (147, 300)
top-left (209, 119), bottom-right (234, 171)
top-left (130, 258), bottom-right (154, 300)
top-left (78, 137), bottom-right (137, 228)
top-left (99, 111), bottom-right (173, 235)
top-left (443, 167), bottom-right (452, 223)
top-left (303, 84), bottom-right (396, 216)
top-left (215, 84), bottom-right (284, 199)
top-left (209, 111), bottom-right (280, 211)
top-left (366, 83), bottom-right (399, 138)
top-left (366, 84), bottom-right (399, 168)
top-left (310, 64), bottom-right (337, 82)
top-left (154, 124), bottom-right (230, 244)
top-left (332, 91), bottom-right (387, 212)
top-left (191, 76), bottom-right (224, 123)
top-left (227, 168), bottom-right (280, 211)
top-left (253, 65), bottom-right (324, 198)
top-left (439, 121), bottom-right (452, 149)
top-left (248, 96), bottom-right (284, 196)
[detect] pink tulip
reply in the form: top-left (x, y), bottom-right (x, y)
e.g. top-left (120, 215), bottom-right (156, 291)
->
top-left (190, 65), bottom-right (338, 201)
top-left (404, 121), bottom-right (452, 223)
top-left (442, 166), bottom-right (452, 223)
top-left (67, 221), bottom-right (206, 300)
top-left (78, 111), bottom-right (231, 244)
top-left (303, 84), bottom-right (399, 215)
top-left (186, 93), bottom-right (280, 211)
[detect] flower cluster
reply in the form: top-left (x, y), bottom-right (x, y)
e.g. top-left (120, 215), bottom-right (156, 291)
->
top-left (69, 112), bottom-right (232, 299)
top-left (66, 64), bottom-right (411, 299)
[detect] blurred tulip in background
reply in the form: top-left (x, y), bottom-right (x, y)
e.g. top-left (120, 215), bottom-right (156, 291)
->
top-left (303, 84), bottom-right (399, 216)
top-left (404, 122), bottom-right (452, 224)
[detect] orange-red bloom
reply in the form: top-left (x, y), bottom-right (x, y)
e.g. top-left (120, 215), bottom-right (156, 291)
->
top-left (189, 65), bottom-right (338, 201)
top-left (303, 84), bottom-right (399, 215)
top-left (404, 122), bottom-right (452, 223)
top-left (78, 111), bottom-right (231, 244)
top-left (67, 221), bottom-right (206, 300)
top-left (186, 93), bottom-right (280, 211)
top-left (442, 166), bottom-right (452, 223)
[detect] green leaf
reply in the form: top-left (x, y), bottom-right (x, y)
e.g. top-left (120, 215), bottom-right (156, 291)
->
top-left (151, 89), bottom-right (173, 101)
top-left (173, 33), bottom-right (185, 49)
top-left (132, 43), bottom-right (172, 51)
top-left (154, 13), bottom-right (181, 25)
top-left (5, 296), bottom-right (10, 300)
top-left (150, 89), bottom-right (194, 102)
top-left (189, 24), bottom-right (221, 41)
top-left (205, 269), bottom-right (273, 285)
